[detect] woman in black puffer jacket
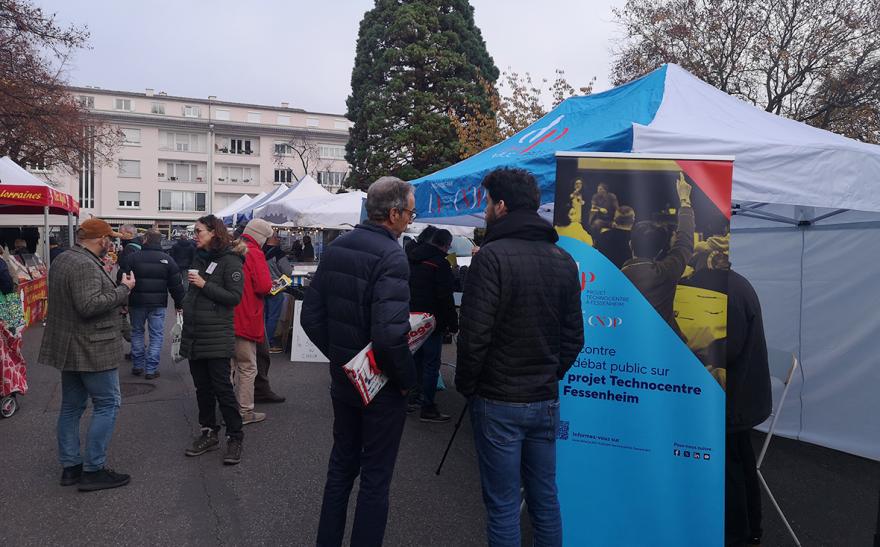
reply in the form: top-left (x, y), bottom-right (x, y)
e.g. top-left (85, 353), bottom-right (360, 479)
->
top-left (180, 214), bottom-right (246, 465)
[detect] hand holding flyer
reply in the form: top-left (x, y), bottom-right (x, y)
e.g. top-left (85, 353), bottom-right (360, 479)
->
top-left (343, 312), bottom-right (436, 405)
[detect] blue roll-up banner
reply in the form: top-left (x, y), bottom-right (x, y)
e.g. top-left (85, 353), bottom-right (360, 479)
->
top-left (554, 152), bottom-right (733, 546)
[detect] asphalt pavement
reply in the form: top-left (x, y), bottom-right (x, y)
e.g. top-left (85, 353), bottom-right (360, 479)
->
top-left (0, 312), bottom-right (876, 546)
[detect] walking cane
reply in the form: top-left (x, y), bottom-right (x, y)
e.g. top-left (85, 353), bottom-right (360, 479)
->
top-left (435, 402), bottom-right (469, 476)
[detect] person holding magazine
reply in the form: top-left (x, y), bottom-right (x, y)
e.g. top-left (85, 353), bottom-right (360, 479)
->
top-left (302, 176), bottom-right (416, 547)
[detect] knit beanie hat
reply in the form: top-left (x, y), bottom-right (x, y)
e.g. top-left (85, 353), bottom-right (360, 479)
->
top-left (243, 218), bottom-right (273, 247)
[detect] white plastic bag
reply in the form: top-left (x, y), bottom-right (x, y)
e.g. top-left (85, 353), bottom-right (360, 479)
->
top-left (343, 312), bottom-right (436, 405)
top-left (170, 312), bottom-right (184, 363)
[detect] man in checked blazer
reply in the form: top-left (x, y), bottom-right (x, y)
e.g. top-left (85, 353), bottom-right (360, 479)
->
top-left (38, 218), bottom-right (137, 492)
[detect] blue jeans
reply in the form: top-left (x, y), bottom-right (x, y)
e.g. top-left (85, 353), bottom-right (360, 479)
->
top-left (264, 292), bottom-right (285, 346)
top-left (57, 369), bottom-right (122, 472)
top-left (130, 306), bottom-right (166, 374)
top-left (470, 396), bottom-right (562, 547)
top-left (414, 332), bottom-right (443, 407)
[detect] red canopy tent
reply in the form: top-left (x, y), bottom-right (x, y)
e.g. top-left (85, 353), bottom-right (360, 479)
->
top-left (0, 156), bottom-right (80, 265)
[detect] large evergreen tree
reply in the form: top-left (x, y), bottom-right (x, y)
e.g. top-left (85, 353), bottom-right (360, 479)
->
top-left (345, 0), bottom-right (499, 189)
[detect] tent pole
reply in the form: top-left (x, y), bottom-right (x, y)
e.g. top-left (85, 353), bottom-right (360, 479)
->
top-left (43, 206), bottom-right (50, 267)
top-left (67, 212), bottom-right (74, 247)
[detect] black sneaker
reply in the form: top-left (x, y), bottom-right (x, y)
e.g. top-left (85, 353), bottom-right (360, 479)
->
top-left (131, 368), bottom-right (143, 376)
top-left (185, 428), bottom-right (220, 457)
top-left (254, 392), bottom-right (286, 404)
top-left (77, 468), bottom-right (130, 492)
top-left (144, 372), bottom-right (160, 380)
top-left (223, 437), bottom-right (242, 465)
top-left (420, 405), bottom-right (451, 423)
top-left (59, 463), bottom-right (82, 486)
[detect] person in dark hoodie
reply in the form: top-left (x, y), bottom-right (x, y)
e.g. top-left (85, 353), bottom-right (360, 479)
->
top-left (180, 214), bottom-right (246, 466)
top-left (407, 227), bottom-right (458, 422)
top-left (121, 229), bottom-right (185, 379)
top-left (683, 252), bottom-right (772, 547)
top-left (456, 167), bottom-right (584, 547)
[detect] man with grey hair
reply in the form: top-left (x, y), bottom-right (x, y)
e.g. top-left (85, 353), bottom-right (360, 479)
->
top-left (303, 175), bottom-right (417, 547)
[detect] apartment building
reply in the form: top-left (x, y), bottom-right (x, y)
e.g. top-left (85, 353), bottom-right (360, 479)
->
top-left (45, 86), bottom-right (351, 233)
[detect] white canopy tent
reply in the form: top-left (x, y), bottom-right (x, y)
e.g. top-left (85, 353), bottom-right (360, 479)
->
top-left (213, 194), bottom-right (252, 218)
top-left (288, 190), bottom-right (366, 229)
top-left (411, 64), bottom-right (880, 459)
top-left (254, 175), bottom-right (333, 225)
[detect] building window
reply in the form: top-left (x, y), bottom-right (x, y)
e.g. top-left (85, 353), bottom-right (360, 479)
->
top-left (183, 105), bottom-right (201, 118)
top-left (159, 190), bottom-right (206, 212)
top-left (79, 127), bottom-right (95, 208)
top-left (151, 102), bottom-right (166, 115)
top-left (274, 142), bottom-right (291, 155)
top-left (118, 159), bottom-right (141, 178)
top-left (334, 120), bottom-right (349, 130)
top-left (115, 98), bottom-right (134, 111)
top-left (318, 171), bottom-right (347, 188)
top-left (318, 144), bottom-right (346, 160)
top-left (218, 165), bottom-right (254, 184)
top-left (214, 109), bottom-right (230, 121)
top-left (218, 137), bottom-right (256, 155)
top-left (24, 158), bottom-right (49, 172)
top-left (164, 162), bottom-right (206, 182)
top-left (121, 127), bottom-right (141, 145)
top-left (277, 115), bottom-right (290, 126)
top-left (306, 117), bottom-right (320, 128)
top-left (118, 191), bottom-right (140, 208)
top-left (247, 112), bottom-right (261, 123)
top-left (274, 168), bottom-right (293, 183)
top-left (160, 131), bottom-right (206, 153)
top-left (77, 95), bottom-right (94, 109)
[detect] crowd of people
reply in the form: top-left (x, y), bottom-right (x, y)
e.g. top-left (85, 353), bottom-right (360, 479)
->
top-left (33, 165), bottom-right (769, 547)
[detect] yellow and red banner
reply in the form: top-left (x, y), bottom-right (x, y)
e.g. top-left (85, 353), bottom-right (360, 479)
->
top-left (20, 277), bottom-right (47, 328)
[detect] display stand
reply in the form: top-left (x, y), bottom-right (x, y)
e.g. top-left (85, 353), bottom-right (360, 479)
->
top-left (756, 354), bottom-right (802, 547)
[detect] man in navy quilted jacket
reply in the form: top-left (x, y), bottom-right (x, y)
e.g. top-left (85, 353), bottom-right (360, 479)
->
top-left (302, 176), bottom-right (417, 547)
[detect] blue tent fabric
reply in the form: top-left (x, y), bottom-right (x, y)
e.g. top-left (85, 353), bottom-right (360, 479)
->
top-left (223, 183), bottom-right (291, 225)
top-left (412, 65), bottom-right (667, 223)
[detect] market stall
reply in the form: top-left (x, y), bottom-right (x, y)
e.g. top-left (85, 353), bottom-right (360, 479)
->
top-left (0, 156), bottom-right (80, 418)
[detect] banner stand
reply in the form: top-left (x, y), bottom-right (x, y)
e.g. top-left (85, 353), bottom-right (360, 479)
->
top-left (756, 354), bottom-right (802, 547)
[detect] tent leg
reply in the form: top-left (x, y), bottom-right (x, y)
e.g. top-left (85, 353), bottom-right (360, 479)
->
top-left (43, 206), bottom-right (50, 267)
top-left (67, 212), bottom-right (74, 248)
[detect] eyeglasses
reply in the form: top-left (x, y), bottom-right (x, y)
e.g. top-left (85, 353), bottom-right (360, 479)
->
top-left (194, 228), bottom-right (210, 235)
top-left (398, 207), bottom-right (417, 220)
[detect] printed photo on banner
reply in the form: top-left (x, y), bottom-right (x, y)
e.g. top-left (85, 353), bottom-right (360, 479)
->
top-left (554, 156), bottom-right (731, 388)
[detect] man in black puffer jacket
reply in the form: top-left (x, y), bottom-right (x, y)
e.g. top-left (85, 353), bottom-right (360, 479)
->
top-left (303, 176), bottom-right (417, 547)
top-left (456, 167), bottom-right (583, 547)
top-left (407, 227), bottom-right (458, 422)
top-left (121, 229), bottom-right (185, 379)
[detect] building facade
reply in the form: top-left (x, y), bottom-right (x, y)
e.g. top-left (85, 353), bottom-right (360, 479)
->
top-left (43, 86), bottom-right (351, 233)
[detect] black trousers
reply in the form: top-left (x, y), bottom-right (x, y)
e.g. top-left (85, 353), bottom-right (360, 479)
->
top-left (253, 336), bottom-right (274, 398)
top-left (188, 358), bottom-right (243, 441)
top-left (316, 389), bottom-right (407, 547)
top-left (726, 430), bottom-right (762, 546)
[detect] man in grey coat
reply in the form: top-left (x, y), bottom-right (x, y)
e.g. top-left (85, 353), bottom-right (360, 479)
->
top-left (38, 218), bottom-right (137, 492)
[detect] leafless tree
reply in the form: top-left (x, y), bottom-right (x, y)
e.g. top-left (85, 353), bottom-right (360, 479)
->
top-left (0, 0), bottom-right (121, 176)
top-left (611, 0), bottom-right (880, 143)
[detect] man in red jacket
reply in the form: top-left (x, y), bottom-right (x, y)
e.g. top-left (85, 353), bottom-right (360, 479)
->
top-left (233, 218), bottom-right (273, 424)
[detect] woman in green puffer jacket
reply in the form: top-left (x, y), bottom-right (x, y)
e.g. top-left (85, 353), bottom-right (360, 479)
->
top-left (180, 214), bottom-right (247, 465)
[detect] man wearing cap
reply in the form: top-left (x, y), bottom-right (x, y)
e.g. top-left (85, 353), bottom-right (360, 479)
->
top-left (232, 218), bottom-right (273, 424)
top-left (38, 218), bottom-right (137, 492)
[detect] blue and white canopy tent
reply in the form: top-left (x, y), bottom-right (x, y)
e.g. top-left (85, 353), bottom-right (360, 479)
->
top-left (412, 64), bottom-right (880, 460)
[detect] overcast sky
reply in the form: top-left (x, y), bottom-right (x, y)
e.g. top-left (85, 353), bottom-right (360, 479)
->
top-left (39, 0), bottom-right (627, 114)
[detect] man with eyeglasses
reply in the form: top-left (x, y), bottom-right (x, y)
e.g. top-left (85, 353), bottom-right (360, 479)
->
top-left (39, 218), bottom-right (137, 492)
top-left (303, 176), bottom-right (417, 547)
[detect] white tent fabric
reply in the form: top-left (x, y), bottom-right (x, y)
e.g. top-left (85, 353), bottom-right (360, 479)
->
top-left (0, 156), bottom-right (57, 188)
top-left (632, 64), bottom-right (880, 212)
top-left (255, 175), bottom-right (333, 224)
top-left (221, 191), bottom-right (266, 219)
top-left (234, 184), bottom-right (290, 220)
top-left (291, 190), bottom-right (365, 229)
top-left (213, 194), bottom-right (252, 217)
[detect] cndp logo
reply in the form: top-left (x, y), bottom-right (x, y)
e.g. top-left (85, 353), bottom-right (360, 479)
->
top-left (586, 315), bottom-right (623, 328)
top-left (492, 115), bottom-right (570, 157)
top-left (580, 271), bottom-right (596, 291)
